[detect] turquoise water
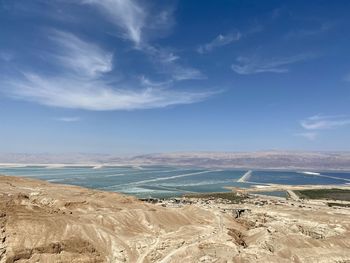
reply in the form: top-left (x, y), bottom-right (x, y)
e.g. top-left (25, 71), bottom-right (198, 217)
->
top-left (0, 166), bottom-right (349, 198)
top-left (249, 170), bottom-right (349, 185)
top-left (322, 172), bottom-right (350, 180)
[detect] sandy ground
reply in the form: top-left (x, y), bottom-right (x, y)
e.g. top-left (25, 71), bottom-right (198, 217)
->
top-left (0, 175), bottom-right (350, 263)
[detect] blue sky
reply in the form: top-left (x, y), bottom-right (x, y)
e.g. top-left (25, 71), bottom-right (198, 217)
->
top-left (1, 0), bottom-right (350, 154)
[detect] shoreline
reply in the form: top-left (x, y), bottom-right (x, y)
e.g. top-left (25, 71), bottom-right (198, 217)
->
top-left (1, 175), bottom-right (350, 262)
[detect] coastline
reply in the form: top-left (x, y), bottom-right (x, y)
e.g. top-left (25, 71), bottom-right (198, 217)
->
top-left (1, 175), bottom-right (350, 262)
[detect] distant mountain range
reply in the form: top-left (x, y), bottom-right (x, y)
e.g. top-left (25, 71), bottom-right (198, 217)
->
top-left (1, 151), bottom-right (350, 171)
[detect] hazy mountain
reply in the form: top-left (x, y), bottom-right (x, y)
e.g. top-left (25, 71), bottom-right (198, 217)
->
top-left (1, 151), bottom-right (350, 170)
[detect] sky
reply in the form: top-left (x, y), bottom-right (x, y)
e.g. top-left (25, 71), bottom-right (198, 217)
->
top-left (1, 0), bottom-right (350, 154)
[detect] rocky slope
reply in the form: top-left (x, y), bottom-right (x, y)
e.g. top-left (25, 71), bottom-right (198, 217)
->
top-left (0, 175), bottom-right (350, 262)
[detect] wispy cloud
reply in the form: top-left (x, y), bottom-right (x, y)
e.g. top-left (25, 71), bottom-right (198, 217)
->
top-left (139, 75), bottom-right (171, 87)
top-left (295, 132), bottom-right (318, 140)
top-left (142, 45), bottom-right (206, 81)
top-left (285, 22), bottom-right (335, 39)
top-left (170, 66), bottom-right (205, 81)
top-left (2, 31), bottom-right (213, 111)
top-left (79, 0), bottom-right (203, 83)
top-left (81, 0), bottom-right (146, 45)
top-left (57, 117), bottom-right (81, 122)
top-left (2, 3), bottom-right (212, 110)
top-left (6, 73), bottom-right (212, 110)
top-left (80, 0), bottom-right (174, 47)
top-left (197, 32), bottom-right (241, 54)
top-left (300, 115), bottom-right (350, 130)
top-left (231, 54), bottom-right (316, 75)
top-left (79, 1), bottom-right (203, 82)
top-left (297, 114), bottom-right (350, 140)
top-left (48, 30), bottom-right (113, 78)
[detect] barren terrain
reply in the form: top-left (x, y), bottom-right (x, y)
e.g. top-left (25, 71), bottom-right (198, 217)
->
top-left (0, 175), bottom-right (350, 262)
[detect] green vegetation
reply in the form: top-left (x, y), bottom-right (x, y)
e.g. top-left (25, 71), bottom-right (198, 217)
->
top-left (183, 192), bottom-right (247, 203)
top-left (294, 189), bottom-right (350, 201)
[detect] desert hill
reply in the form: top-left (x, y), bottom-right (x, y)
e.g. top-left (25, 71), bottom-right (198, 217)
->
top-left (0, 175), bottom-right (350, 262)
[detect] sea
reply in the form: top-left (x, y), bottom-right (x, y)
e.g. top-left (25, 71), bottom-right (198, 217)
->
top-left (0, 165), bottom-right (349, 198)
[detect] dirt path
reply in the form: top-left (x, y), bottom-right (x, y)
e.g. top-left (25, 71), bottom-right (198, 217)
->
top-left (136, 237), bottom-right (160, 263)
top-left (286, 190), bottom-right (300, 201)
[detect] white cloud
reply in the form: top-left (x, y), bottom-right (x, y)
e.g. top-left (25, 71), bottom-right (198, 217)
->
top-left (170, 66), bottom-right (205, 81)
top-left (139, 76), bottom-right (171, 87)
top-left (80, 0), bottom-right (174, 46)
top-left (1, 2), bottom-right (212, 111)
top-left (81, 0), bottom-right (146, 45)
top-left (6, 73), bottom-right (212, 110)
top-left (197, 32), bottom-right (241, 54)
top-left (77, 1), bottom-right (203, 82)
top-left (300, 115), bottom-right (350, 130)
top-left (1, 30), bottom-right (213, 111)
top-left (231, 54), bottom-right (315, 75)
top-left (57, 117), bottom-right (81, 122)
top-left (49, 30), bottom-right (113, 78)
top-left (142, 45), bottom-right (206, 81)
top-left (157, 51), bottom-right (179, 63)
top-left (156, 51), bottom-right (206, 82)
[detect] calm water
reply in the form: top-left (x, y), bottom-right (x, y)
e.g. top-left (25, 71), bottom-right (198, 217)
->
top-left (249, 170), bottom-right (349, 185)
top-left (0, 166), bottom-right (349, 198)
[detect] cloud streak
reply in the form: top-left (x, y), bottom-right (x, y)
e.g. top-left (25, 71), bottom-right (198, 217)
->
top-left (197, 32), bottom-right (241, 54)
top-left (81, 0), bottom-right (146, 45)
top-left (300, 115), bottom-right (350, 130)
top-left (297, 115), bottom-right (350, 140)
top-left (142, 45), bottom-right (206, 81)
top-left (6, 73), bottom-right (213, 111)
top-left (80, 0), bottom-right (174, 47)
top-left (49, 30), bottom-right (113, 78)
top-left (2, 30), bottom-right (213, 111)
top-left (231, 54), bottom-right (316, 75)
top-left (57, 117), bottom-right (81, 122)
top-left (1, 2), bottom-right (213, 111)
top-left (79, 1), bottom-right (204, 82)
